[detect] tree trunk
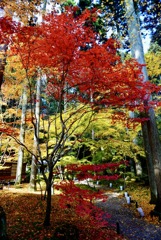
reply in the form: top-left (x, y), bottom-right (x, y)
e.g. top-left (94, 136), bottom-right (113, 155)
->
top-left (43, 164), bottom-right (53, 227)
top-left (125, 0), bottom-right (161, 205)
top-left (141, 121), bottom-right (157, 203)
top-left (29, 77), bottom-right (41, 191)
top-left (146, 108), bottom-right (161, 210)
top-left (16, 87), bottom-right (27, 184)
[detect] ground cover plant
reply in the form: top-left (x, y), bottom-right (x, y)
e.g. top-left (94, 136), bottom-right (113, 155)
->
top-left (0, 185), bottom-right (126, 240)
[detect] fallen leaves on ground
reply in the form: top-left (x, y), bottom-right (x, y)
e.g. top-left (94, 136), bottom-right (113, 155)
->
top-left (0, 185), bottom-right (126, 240)
top-left (122, 184), bottom-right (161, 225)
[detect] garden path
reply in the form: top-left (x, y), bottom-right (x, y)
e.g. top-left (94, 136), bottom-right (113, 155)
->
top-left (96, 192), bottom-right (161, 240)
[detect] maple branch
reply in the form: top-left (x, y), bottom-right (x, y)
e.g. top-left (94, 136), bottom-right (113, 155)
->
top-left (7, 134), bottom-right (38, 162)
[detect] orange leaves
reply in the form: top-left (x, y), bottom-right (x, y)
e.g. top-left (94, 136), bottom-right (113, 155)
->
top-left (0, 123), bottom-right (19, 137)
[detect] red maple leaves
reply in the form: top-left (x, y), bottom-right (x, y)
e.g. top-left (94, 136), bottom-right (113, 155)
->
top-left (0, 17), bottom-right (18, 44)
top-left (65, 162), bottom-right (120, 181)
top-left (1, 8), bottom-right (158, 114)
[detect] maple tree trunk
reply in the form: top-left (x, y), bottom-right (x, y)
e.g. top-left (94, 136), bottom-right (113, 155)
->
top-left (16, 87), bottom-right (28, 184)
top-left (125, 0), bottom-right (161, 206)
top-left (44, 164), bottom-right (53, 227)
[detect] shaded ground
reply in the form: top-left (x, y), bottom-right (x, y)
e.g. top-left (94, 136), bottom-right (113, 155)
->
top-left (97, 193), bottom-right (161, 240)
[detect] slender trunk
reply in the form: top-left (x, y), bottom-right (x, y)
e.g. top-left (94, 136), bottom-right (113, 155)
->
top-left (44, 164), bottom-right (53, 227)
top-left (29, 77), bottom-right (41, 191)
top-left (57, 165), bottom-right (64, 180)
top-left (125, 0), bottom-right (160, 205)
top-left (16, 87), bottom-right (27, 184)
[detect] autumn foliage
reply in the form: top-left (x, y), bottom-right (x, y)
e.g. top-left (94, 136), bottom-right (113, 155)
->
top-left (55, 181), bottom-right (110, 240)
top-left (0, 17), bottom-right (18, 44)
top-left (0, 8), bottom-right (160, 140)
top-left (64, 162), bottom-right (120, 181)
top-left (0, 189), bottom-right (125, 240)
top-left (0, 5), bottom-right (160, 234)
top-left (3, 8), bottom-right (159, 114)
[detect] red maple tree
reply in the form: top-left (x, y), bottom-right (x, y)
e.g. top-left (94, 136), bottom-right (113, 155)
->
top-left (0, 8), bottom-right (160, 229)
top-left (9, 8), bottom-right (159, 111)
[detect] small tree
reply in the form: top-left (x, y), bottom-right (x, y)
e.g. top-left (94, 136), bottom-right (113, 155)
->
top-left (54, 162), bottom-right (121, 240)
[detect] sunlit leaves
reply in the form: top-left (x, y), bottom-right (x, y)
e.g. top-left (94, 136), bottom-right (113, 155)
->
top-left (3, 55), bottom-right (27, 99)
top-left (1, 7), bottom-right (160, 160)
top-left (6, 7), bottom-right (158, 116)
top-left (0, 0), bottom-right (41, 24)
top-left (145, 45), bottom-right (161, 81)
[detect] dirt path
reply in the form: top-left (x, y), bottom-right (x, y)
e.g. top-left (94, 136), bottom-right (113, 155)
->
top-left (96, 193), bottom-right (161, 240)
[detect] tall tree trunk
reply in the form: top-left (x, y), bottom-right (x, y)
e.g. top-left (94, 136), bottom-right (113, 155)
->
top-left (141, 121), bottom-right (158, 203)
top-left (29, 77), bottom-right (41, 191)
top-left (125, 0), bottom-right (161, 206)
top-left (16, 87), bottom-right (27, 184)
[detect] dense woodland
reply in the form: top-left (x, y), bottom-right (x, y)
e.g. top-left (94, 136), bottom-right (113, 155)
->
top-left (0, 0), bottom-right (161, 239)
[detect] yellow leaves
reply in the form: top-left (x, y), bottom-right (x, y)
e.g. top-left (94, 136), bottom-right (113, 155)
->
top-left (1, 0), bottom-right (41, 25)
top-left (145, 50), bottom-right (161, 78)
top-left (3, 53), bottom-right (32, 100)
top-left (2, 85), bottom-right (21, 100)
top-left (5, 54), bottom-right (26, 79)
top-left (105, 0), bottom-right (124, 6)
top-left (125, 184), bottom-right (159, 225)
top-left (7, 108), bottom-right (20, 115)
